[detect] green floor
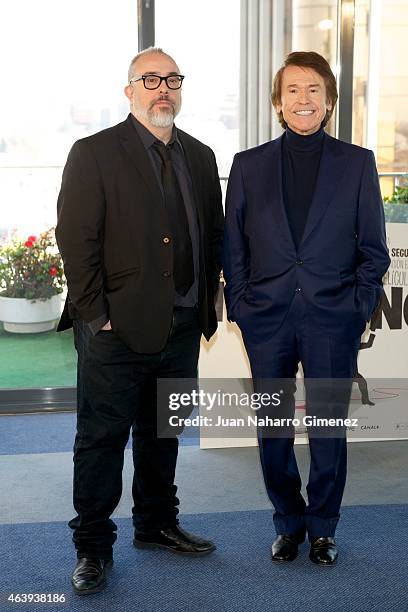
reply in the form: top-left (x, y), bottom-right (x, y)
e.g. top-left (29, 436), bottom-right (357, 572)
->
top-left (0, 327), bottom-right (76, 388)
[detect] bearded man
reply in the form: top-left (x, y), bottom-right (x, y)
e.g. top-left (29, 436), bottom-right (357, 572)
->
top-left (56, 47), bottom-right (223, 594)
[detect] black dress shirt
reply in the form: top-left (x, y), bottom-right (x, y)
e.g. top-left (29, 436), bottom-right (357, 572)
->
top-left (131, 115), bottom-right (199, 307)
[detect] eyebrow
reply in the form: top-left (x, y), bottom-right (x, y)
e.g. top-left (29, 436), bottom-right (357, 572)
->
top-left (143, 71), bottom-right (179, 76)
top-left (287, 83), bottom-right (321, 88)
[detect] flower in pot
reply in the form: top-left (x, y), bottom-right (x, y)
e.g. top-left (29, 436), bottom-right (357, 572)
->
top-left (383, 183), bottom-right (408, 223)
top-left (0, 229), bottom-right (65, 333)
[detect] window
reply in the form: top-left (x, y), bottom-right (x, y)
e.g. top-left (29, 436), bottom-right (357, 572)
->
top-left (155, 0), bottom-right (240, 178)
top-left (0, 0), bottom-right (137, 390)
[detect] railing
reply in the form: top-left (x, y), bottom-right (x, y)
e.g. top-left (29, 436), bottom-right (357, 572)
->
top-left (219, 174), bottom-right (408, 200)
top-left (0, 167), bottom-right (406, 245)
top-left (0, 167), bottom-right (406, 191)
top-left (378, 172), bottom-right (408, 197)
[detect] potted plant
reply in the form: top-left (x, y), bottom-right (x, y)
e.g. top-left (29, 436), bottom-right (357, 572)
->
top-left (0, 229), bottom-right (65, 333)
top-left (383, 183), bottom-right (408, 223)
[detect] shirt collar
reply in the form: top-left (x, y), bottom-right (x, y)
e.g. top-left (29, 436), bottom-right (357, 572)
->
top-left (130, 114), bottom-right (179, 150)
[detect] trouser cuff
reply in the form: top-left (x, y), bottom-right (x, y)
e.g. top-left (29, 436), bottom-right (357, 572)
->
top-left (76, 549), bottom-right (113, 561)
top-left (273, 513), bottom-right (306, 537)
top-left (133, 518), bottom-right (179, 536)
top-left (305, 515), bottom-right (339, 540)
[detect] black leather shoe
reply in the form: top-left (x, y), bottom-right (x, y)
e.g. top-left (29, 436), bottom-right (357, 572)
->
top-left (271, 530), bottom-right (305, 562)
top-left (133, 525), bottom-right (216, 556)
top-left (309, 537), bottom-right (338, 565)
top-left (71, 558), bottom-right (113, 595)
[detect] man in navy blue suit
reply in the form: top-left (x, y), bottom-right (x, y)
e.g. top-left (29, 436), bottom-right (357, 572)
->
top-left (223, 52), bottom-right (390, 565)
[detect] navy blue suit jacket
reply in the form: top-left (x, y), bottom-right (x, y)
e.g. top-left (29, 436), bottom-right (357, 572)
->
top-left (223, 132), bottom-right (390, 345)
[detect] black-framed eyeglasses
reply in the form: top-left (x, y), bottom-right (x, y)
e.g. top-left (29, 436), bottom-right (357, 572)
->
top-left (129, 74), bottom-right (185, 90)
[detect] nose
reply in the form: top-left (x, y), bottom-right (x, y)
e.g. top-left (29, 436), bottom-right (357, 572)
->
top-left (298, 89), bottom-right (310, 104)
top-left (159, 78), bottom-right (169, 94)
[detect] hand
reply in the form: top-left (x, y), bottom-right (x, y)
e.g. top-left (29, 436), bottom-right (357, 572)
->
top-left (101, 320), bottom-right (112, 331)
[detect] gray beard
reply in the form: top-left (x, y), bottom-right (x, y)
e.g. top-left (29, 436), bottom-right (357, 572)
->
top-left (148, 108), bottom-right (175, 128)
top-left (135, 106), bottom-right (175, 128)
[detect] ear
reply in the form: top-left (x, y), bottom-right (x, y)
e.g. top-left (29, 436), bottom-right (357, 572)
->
top-left (326, 98), bottom-right (333, 111)
top-left (124, 84), bottom-right (133, 102)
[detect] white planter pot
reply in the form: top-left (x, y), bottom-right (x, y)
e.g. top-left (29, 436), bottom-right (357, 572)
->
top-left (0, 295), bottom-right (62, 333)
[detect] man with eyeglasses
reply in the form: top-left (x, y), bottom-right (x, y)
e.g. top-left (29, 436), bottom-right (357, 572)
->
top-left (56, 47), bottom-right (223, 595)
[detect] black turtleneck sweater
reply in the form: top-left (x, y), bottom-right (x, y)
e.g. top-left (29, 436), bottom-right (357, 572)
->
top-left (282, 126), bottom-right (325, 249)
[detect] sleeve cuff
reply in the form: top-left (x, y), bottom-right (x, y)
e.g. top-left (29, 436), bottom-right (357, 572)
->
top-left (88, 313), bottom-right (109, 335)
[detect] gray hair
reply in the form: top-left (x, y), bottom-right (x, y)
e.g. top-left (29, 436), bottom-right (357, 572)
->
top-left (128, 46), bottom-right (167, 82)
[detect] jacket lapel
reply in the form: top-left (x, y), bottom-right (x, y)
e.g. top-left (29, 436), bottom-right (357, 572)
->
top-left (177, 131), bottom-right (204, 227)
top-left (259, 137), bottom-right (296, 250)
top-left (117, 115), bottom-right (164, 208)
top-left (176, 130), bottom-right (207, 293)
top-left (300, 133), bottom-right (348, 247)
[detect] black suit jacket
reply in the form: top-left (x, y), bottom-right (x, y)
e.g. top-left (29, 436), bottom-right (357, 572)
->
top-left (56, 114), bottom-right (224, 353)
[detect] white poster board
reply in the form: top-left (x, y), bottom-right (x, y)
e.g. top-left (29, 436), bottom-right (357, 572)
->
top-left (198, 222), bottom-right (408, 448)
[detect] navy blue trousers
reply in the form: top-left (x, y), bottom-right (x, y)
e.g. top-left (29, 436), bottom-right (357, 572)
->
top-left (69, 308), bottom-right (201, 559)
top-left (243, 294), bottom-right (360, 539)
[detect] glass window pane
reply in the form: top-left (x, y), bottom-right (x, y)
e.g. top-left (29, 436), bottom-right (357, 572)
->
top-left (1, 0), bottom-right (137, 240)
top-left (286, 0), bottom-right (339, 136)
top-left (353, 0), bottom-right (408, 201)
top-left (155, 0), bottom-right (240, 178)
top-left (0, 0), bottom-right (138, 390)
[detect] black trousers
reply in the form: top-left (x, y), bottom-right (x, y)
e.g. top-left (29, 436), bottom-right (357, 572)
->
top-left (243, 294), bottom-right (360, 539)
top-left (69, 308), bottom-right (201, 559)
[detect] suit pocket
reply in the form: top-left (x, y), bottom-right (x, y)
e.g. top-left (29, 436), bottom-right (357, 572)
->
top-left (356, 285), bottom-right (376, 322)
top-left (105, 266), bottom-right (140, 291)
top-left (106, 266), bottom-right (140, 280)
top-left (339, 270), bottom-right (356, 287)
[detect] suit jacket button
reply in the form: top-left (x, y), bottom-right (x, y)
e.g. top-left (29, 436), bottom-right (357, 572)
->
top-left (296, 259), bottom-right (303, 265)
top-left (163, 237), bottom-right (171, 244)
top-left (295, 287), bottom-right (302, 293)
top-left (163, 271), bottom-right (171, 278)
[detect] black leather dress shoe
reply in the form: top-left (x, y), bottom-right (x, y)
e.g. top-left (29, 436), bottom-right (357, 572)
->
top-left (271, 530), bottom-right (305, 562)
top-left (71, 557), bottom-right (113, 595)
top-left (309, 537), bottom-right (338, 565)
top-left (133, 525), bottom-right (216, 556)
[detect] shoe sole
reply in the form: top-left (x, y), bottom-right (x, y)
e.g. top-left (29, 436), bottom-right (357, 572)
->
top-left (133, 539), bottom-right (216, 556)
top-left (271, 546), bottom-right (299, 562)
top-left (72, 581), bottom-right (106, 596)
top-left (309, 555), bottom-right (338, 566)
top-left (72, 560), bottom-right (113, 596)
top-left (271, 553), bottom-right (298, 562)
